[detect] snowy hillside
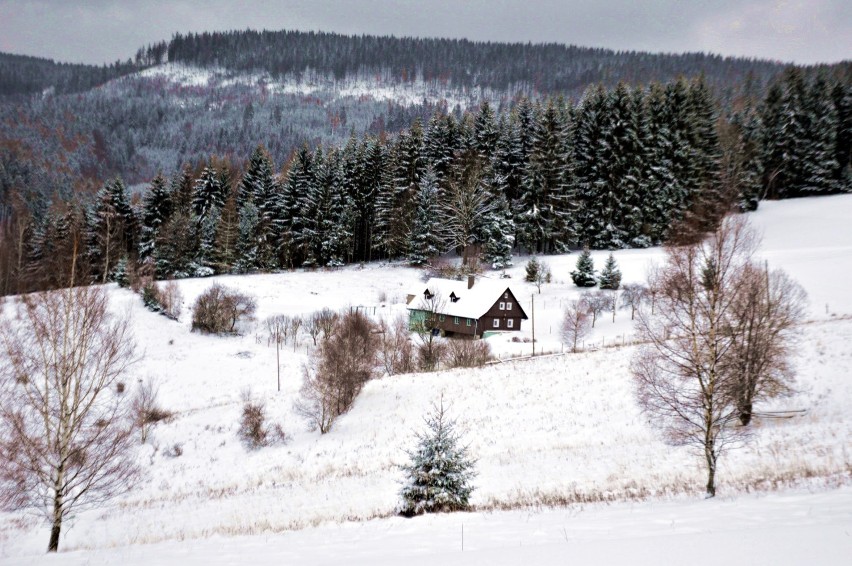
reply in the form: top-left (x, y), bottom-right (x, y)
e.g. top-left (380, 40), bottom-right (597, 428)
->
top-left (133, 62), bottom-right (506, 110)
top-left (1, 195), bottom-right (851, 563)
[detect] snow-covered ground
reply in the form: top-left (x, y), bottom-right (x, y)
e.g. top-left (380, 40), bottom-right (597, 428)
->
top-left (7, 487), bottom-right (852, 566)
top-left (1, 195), bottom-right (851, 562)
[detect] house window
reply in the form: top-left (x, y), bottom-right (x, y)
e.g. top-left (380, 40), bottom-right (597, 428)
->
top-left (504, 292), bottom-right (508, 299)
top-left (466, 318), bottom-right (472, 326)
top-left (506, 302), bottom-right (512, 310)
top-left (493, 319), bottom-right (500, 328)
top-left (499, 302), bottom-right (505, 310)
top-left (507, 319), bottom-right (514, 328)
top-left (439, 314), bottom-right (445, 322)
top-left (454, 316), bottom-right (459, 325)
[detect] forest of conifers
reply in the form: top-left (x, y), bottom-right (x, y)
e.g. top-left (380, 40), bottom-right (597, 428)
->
top-left (0, 30), bottom-right (849, 296)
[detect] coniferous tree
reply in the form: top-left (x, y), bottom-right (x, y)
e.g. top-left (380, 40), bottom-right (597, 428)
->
top-left (524, 256), bottom-right (540, 282)
top-left (408, 167), bottom-right (445, 266)
top-left (375, 121), bottom-right (424, 257)
top-left (517, 101), bottom-right (572, 253)
top-left (473, 101), bottom-right (499, 161)
top-left (759, 82), bottom-right (786, 200)
top-left (480, 167), bottom-right (515, 270)
top-left (399, 399), bottom-right (476, 517)
top-left (598, 253), bottom-right (622, 290)
top-left (139, 173), bottom-right (172, 262)
top-left (800, 73), bottom-right (840, 194)
top-left (832, 82), bottom-right (852, 191)
top-left (212, 189), bottom-right (239, 272)
top-left (193, 166), bottom-right (226, 275)
top-left (86, 179), bottom-right (134, 284)
top-left (570, 248), bottom-right (597, 287)
top-left (679, 76), bottom-right (725, 237)
top-left (239, 145), bottom-right (280, 270)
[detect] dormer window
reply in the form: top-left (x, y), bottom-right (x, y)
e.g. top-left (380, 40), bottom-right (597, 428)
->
top-left (449, 292), bottom-right (459, 303)
top-left (424, 289), bottom-right (433, 300)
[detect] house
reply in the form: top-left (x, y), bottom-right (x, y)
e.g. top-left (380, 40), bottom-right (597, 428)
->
top-left (406, 275), bottom-right (528, 337)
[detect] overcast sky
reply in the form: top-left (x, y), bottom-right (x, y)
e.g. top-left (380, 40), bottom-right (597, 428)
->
top-left (0, 0), bottom-right (849, 66)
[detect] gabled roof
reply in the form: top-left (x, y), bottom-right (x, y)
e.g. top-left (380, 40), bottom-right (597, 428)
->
top-left (407, 277), bottom-right (527, 320)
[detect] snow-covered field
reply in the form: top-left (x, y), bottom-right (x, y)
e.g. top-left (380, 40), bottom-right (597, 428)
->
top-left (1, 195), bottom-right (851, 563)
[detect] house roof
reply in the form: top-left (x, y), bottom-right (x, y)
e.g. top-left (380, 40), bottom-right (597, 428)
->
top-left (406, 277), bottom-right (527, 320)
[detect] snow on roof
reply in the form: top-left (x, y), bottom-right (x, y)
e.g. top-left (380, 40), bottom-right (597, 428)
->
top-left (406, 277), bottom-right (523, 319)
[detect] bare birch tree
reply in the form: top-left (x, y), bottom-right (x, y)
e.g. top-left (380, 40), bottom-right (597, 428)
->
top-left (0, 286), bottom-right (138, 551)
top-left (561, 300), bottom-right (592, 353)
top-left (632, 216), bottom-right (757, 497)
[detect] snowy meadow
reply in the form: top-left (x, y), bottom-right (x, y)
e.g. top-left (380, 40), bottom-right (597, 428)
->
top-left (1, 195), bottom-right (851, 564)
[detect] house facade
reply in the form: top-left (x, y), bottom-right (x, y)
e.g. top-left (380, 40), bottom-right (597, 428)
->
top-left (406, 276), bottom-right (528, 337)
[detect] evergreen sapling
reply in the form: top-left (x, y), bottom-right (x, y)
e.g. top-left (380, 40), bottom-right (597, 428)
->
top-left (571, 249), bottom-right (597, 287)
top-left (399, 398), bottom-right (476, 516)
top-left (599, 253), bottom-right (622, 290)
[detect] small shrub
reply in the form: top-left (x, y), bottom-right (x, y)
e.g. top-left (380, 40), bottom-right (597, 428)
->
top-left (132, 379), bottom-right (173, 443)
top-left (238, 400), bottom-right (269, 448)
top-left (111, 257), bottom-right (130, 288)
top-left (163, 443), bottom-right (183, 458)
top-left (141, 282), bottom-right (162, 312)
top-left (446, 338), bottom-right (492, 368)
top-left (417, 337), bottom-right (447, 371)
top-left (191, 284), bottom-right (256, 334)
top-left (141, 280), bottom-right (182, 321)
top-left (423, 258), bottom-right (470, 282)
top-left (159, 280), bottom-right (183, 320)
top-left (378, 314), bottom-right (415, 375)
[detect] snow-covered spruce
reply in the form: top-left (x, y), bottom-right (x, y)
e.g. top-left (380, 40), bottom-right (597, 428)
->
top-left (399, 398), bottom-right (476, 517)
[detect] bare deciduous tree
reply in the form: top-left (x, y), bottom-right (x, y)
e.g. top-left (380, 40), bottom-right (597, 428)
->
top-left (561, 300), bottom-right (592, 353)
top-left (295, 311), bottom-right (380, 434)
top-left (632, 215), bottom-right (802, 497)
top-left (581, 290), bottom-right (613, 328)
top-left (191, 284), bottom-right (256, 334)
top-left (377, 314), bottom-right (415, 376)
top-left (132, 378), bottom-right (171, 444)
top-left (442, 151), bottom-right (497, 267)
top-left (445, 338), bottom-right (492, 368)
top-left (266, 315), bottom-right (289, 391)
top-left (620, 283), bottom-right (647, 320)
top-left (723, 264), bottom-right (806, 425)
top-left (410, 291), bottom-right (447, 371)
top-left (314, 308), bottom-right (339, 341)
top-left (0, 286), bottom-right (139, 552)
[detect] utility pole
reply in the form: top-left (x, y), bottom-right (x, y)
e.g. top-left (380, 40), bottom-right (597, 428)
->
top-left (531, 294), bottom-right (535, 357)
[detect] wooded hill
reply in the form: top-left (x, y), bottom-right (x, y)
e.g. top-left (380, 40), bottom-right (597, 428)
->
top-left (2, 66), bottom-right (848, 296)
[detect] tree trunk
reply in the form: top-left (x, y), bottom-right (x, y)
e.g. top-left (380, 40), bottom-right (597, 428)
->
top-left (739, 401), bottom-right (753, 426)
top-left (704, 444), bottom-right (717, 498)
top-left (48, 489), bottom-right (63, 552)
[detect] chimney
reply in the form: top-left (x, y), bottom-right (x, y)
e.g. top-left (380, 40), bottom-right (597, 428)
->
top-left (467, 274), bottom-right (475, 289)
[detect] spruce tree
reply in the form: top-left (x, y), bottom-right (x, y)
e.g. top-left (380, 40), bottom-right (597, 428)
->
top-left (524, 256), bottom-right (541, 282)
top-left (139, 173), bottom-right (172, 262)
top-left (801, 73), bottom-right (839, 194)
top-left (570, 248), bottom-right (597, 287)
top-left (480, 170), bottom-right (515, 270)
top-left (598, 253), bottom-right (622, 290)
top-left (399, 399), bottom-right (476, 517)
top-left (517, 101), bottom-right (573, 253)
top-left (408, 167), bottom-right (445, 266)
